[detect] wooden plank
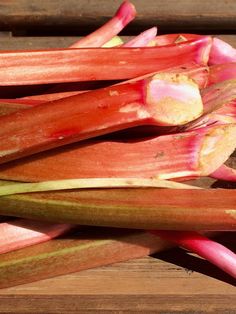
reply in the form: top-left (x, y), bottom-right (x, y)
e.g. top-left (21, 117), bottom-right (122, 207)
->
top-left (0, 0), bottom-right (236, 34)
top-left (0, 35), bottom-right (235, 50)
top-left (0, 253), bottom-right (235, 313)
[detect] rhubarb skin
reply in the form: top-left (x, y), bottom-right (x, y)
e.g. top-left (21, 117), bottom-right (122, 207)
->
top-left (0, 124), bottom-right (235, 182)
top-left (0, 228), bottom-right (172, 289)
top-left (209, 38), bottom-right (236, 65)
top-left (0, 181), bottom-right (235, 231)
top-left (0, 37), bottom-right (211, 85)
top-left (70, 1), bottom-right (136, 48)
top-left (209, 63), bottom-right (236, 86)
top-left (0, 219), bottom-right (74, 254)
top-left (0, 73), bottom-right (203, 164)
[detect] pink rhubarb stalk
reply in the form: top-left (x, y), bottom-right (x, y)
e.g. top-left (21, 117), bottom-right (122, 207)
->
top-left (209, 37), bottom-right (236, 65)
top-left (0, 73), bottom-right (203, 164)
top-left (70, 1), bottom-right (136, 48)
top-left (151, 230), bottom-right (236, 279)
top-left (0, 37), bottom-right (211, 85)
top-left (0, 219), bottom-right (74, 254)
top-left (18, 64), bottom-right (208, 103)
top-left (210, 164), bottom-right (236, 182)
top-left (123, 27), bottom-right (158, 47)
top-left (0, 124), bottom-right (235, 182)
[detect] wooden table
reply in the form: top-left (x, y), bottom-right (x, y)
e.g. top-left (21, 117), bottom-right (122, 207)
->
top-left (0, 1), bottom-right (235, 312)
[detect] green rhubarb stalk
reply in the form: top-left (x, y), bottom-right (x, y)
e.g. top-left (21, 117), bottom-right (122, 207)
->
top-left (0, 178), bottom-right (197, 197)
top-left (0, 73), bottom-right (203, 164)
top-left (0, 181), bottom-right (235, 231)
top-left (0, 228), bottom-right (172, 289)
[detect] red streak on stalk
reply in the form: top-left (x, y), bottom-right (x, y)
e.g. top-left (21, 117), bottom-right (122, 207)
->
top-left (70, 1), bottom-right (136, 48)
top-left (151, 230), bottom-right (236, 279)
top-left (0, 37), bottom-right (211, 86)
top-left (0, 219), bottom-right (74, 254)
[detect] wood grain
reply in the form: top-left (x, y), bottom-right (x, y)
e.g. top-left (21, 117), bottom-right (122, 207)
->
top-left (0, 255), bottom-right (235, 313)
top-left (0, 0), bottom-right (236, 34)
top-left (0, 35), bottom-right (235, 50)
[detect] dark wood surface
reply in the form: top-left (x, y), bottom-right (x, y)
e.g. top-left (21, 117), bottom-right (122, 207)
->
top-left (0, 1), bottom-right (235, 312)
top-left (0, 0), bottom-right (236, 33)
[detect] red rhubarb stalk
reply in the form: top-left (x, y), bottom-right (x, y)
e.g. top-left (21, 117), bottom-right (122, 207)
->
top-left (210, 164), bottom-right (236, 182)
top-left (209, 38), bottom-right (236, 65)
top-left (0, 183), bottom-right (235, 230)
top-left (70, 1), bottom-right (136, 48)
top-left (0, 73), bottom-right (203, 164)
top-left (0, 124), bottom-right (235, 182)
top-left (0, 219), bottom-right (74, 254)
top-left (0, 37), bottom-right (211, 86)
top-left (151, 230), bottom-right (236, 279)
top-left (18, 64), bottom-right (208, 103)
top-left (123, 27), bottom-right (158, 47)
top-left (0, 229), bottom-right (173, 289)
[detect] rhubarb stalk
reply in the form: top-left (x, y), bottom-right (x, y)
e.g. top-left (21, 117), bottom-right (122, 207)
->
top-left (0, 73), bottom-right (203, 164)
top-left (0, 228), bottom-right (172, 288)
top-left (69, 1), bottom-right (136, 48)
top-left (151, 230), bottom-right (236, 279)
top-left (123, 27), bottom-right (158, 47)
top-left (0, 37), bottom-right (211, 86)
top-left (0, 219), bottom-right (74, 254)
top-left (210, 164), bottom-right (236, 182)
top-left (0, 182), bottom-right (235, 230)
top-left (0, 124), bottom-right (235, 182)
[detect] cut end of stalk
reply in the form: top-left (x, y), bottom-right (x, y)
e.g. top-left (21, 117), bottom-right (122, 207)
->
top-left (146, 73), bottom-right (203, 126)
top-left (199, 124), bottom-right (236, 175)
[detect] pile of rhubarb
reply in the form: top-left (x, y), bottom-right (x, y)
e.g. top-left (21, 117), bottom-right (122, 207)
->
top-left (0, 1), bottom-right (235, 288)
